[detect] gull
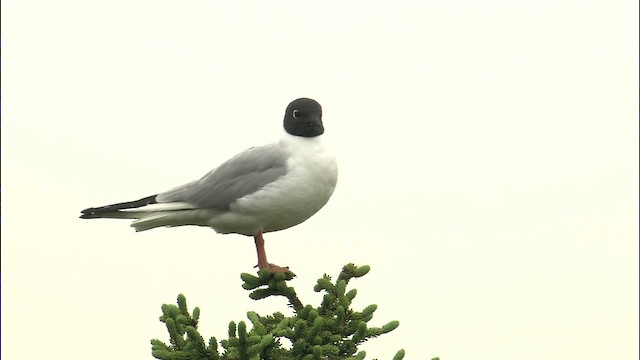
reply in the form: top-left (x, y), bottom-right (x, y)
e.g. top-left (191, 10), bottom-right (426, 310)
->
top-left (80, 98), bottom-right (338, 273)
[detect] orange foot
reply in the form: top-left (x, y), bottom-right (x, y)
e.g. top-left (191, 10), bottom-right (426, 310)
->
top-left (253, 230), bottom-right (296, 277)
top-left (255, 263), bottom-right (296, 277)
top-left (263, 263), bottom-right (291, 273)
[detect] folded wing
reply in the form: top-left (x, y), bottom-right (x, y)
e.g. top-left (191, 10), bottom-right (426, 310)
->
top-left (79, 143), bottom-right (290, 231)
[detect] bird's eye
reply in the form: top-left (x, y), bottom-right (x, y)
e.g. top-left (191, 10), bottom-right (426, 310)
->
top-left (292, 110), bottom-right (300, 118)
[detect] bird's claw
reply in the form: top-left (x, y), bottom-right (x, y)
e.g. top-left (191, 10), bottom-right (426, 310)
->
top-left (255, 263), bottom-right (296, 277)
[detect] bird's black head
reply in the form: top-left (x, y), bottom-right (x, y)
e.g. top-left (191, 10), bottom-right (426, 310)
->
top-left (283, 98), bottom-right (324, 137)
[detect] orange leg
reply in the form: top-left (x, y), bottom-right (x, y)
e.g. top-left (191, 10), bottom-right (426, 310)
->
top-left (254, 230), bottom-right (291, 273)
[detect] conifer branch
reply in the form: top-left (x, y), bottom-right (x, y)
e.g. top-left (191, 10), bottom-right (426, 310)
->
top-left (151, 263), bottom-right (438, 359)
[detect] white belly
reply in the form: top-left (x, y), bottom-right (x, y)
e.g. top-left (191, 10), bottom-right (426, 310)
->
top-left (208, 134), bottom-right (338, 235)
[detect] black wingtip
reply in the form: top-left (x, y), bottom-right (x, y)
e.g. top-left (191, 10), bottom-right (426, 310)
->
top-left (79, 210), bottom-right (100, 219)
top-left (79, 195), bottom-right (158, 219)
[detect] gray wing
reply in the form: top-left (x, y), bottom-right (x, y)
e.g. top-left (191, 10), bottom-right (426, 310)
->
top-left (156, 143), bottom-right (290, 209)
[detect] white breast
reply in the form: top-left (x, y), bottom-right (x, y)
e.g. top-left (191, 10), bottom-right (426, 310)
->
top-left (210, 133), bottom-right (338, 235)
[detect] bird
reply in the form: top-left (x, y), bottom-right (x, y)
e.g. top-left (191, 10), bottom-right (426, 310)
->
top-left (80, 98), bottom-right (338, 274)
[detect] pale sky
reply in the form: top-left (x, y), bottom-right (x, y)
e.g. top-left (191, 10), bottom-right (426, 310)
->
top-left (2, 1), bottom-right (638, 359)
